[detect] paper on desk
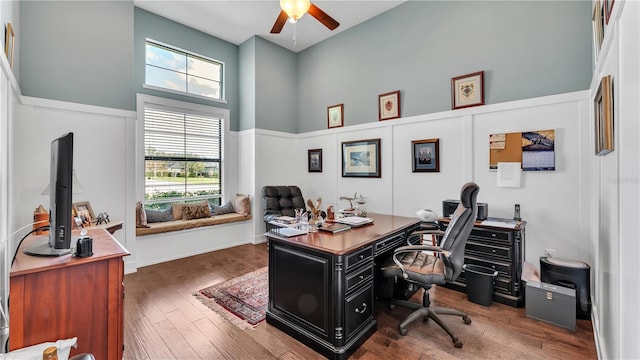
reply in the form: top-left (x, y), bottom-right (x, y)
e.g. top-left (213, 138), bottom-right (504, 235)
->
top-left (3, 337), bottom-right (77, 360)
top-left (497, 162), bottom-right (522, 188)
top-left (521, 261), bottom-right (540, 282)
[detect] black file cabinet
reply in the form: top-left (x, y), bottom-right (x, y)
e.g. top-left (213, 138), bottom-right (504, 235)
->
top-left (439, 218), bottom-right (526, 307)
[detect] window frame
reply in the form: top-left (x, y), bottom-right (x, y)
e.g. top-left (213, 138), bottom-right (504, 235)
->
top-left (136, 94), bottom-right (230, 210)
top-left (144, 39), bottom-right (227, 104)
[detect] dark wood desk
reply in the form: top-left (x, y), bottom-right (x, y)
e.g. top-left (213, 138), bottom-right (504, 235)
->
top-left (266, 213), bottom-right (420, 360)
top-left (10, 228), bottom-right (130, 359)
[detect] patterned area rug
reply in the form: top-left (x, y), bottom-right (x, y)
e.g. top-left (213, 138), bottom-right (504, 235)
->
top-left (195, 266), bottom-right (268, 329)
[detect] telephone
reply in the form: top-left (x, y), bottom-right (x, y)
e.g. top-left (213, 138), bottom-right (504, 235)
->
top-left (416, 208), bottom-right (439, 223)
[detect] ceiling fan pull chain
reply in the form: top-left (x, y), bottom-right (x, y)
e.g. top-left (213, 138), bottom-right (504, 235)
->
top-left (293, 22), bottom-right (297, 46)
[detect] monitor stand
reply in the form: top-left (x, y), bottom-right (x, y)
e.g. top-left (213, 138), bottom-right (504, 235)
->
top-left (23, 236), bottom-right (75, 257)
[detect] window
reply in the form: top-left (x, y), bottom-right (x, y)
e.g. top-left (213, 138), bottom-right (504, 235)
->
top-left (143, 103), bottom-right (223, 209)
top-left (145, 40), bottom-right (223, 100)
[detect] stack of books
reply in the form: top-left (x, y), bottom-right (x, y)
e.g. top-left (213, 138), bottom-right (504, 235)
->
top-left (335, 216), bottom-right (374, 227)
top-left (318, 222), bottom-right (351, 234)
top-left (274, 215), bottom-right (297, 225)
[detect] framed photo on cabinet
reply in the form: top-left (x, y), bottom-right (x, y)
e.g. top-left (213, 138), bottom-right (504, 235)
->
top-left (327, 104), bottom-right (344, 128)
top-left (412, 138), bottom-right (440, 172)
top-left (378, 90), bottom-right (401, 121)
top-left (451, 71), bottom-right (485, 110)
top-left (341, 139), bottom-right (381, 178)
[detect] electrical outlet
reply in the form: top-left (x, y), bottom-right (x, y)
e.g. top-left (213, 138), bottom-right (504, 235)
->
top-left (545, 248), bottom-right (556, 257)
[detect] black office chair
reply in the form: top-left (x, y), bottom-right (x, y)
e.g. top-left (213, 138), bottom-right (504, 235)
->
top-left (382, 182), bottom-right (479, 348)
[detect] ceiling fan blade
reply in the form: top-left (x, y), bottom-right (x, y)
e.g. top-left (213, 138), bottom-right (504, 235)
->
top-left (271, 10), bottom-right (289, 34)
top-left (308, 3), bottom-right (340, 30)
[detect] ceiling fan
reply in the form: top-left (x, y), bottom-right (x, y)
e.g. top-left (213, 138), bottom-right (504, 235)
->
top-left (270, 0), bottom-right (340, 34)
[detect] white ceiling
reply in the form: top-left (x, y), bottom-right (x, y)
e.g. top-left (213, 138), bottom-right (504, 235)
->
top-left (134, 1), bottom-right (406, 52)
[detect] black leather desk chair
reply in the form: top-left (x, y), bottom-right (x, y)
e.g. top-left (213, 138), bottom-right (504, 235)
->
top-left (382, 182), bottom-right (479, 348)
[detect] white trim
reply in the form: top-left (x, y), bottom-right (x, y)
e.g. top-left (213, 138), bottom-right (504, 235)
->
top-left (20, 96), bottom-right (136, 118)
top-left (142, 84), bottom-right (228, 105)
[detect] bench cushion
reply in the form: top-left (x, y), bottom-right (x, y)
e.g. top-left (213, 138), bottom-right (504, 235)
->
top-left (136, 213), bottom-right (251, 236)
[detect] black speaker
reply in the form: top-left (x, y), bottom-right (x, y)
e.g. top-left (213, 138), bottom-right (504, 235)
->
top-left (442, 200), bottom-right (488, 220)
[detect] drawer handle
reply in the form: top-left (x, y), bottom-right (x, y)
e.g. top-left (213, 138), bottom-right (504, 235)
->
top-left (355, 303), bottom-right (367, 314)
top-left (359, 254), bottom-right (364, 260)
top-left (359, 275), bottom-right (364, 280)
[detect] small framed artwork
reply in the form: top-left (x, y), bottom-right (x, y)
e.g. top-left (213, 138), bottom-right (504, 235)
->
top-left (412, 138), bottom-right (440, 172)
top-left (451, 71), bottom-right (485, 110)
top-left (594, 75), bottom-right (614, 156)
top-left (4, 23), bottom-right (15, 68)
top-left (308, 148), bottom-right (323, 172)
top-left (342, 138), bottom-right (381, 178)
top-left (592, 0), bottom-right (604, 60)
top-left (73, 201), bottom-right (96, 226)
top-left (327, 104), bottom-right (344, 128)
top-left (604, 0), bottom-right (615, 24)
top-left (378, 90), bottom-right (401, 121)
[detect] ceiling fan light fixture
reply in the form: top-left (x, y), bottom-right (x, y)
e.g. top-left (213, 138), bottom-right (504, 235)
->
top-left (280, 0), bottom-right (311, 22)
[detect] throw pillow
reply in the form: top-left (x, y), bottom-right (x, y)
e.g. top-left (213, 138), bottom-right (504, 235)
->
top-left (171, 200), bottom-right (208, 220)
top-left (136, 201), bottom-right (150, 228)
top-left (182, 204), bottom-right (211, 220)
top-left (145, 207), bottom-right (173, 223)
top-left (234, 194), bottom-right (251, 216)
top-left (211, 201), bottom-right (234, 215)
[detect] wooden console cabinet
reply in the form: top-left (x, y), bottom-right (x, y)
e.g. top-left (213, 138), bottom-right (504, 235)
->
top-left (439, 217), bottom-right (526, 307)
top-left (266, 213), bottom-right (420, 360)
top-left (10, 228), bottom-right (129, 359)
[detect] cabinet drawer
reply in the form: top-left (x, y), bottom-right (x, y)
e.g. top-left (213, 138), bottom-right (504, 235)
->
top-left (344, 284), bottom-right (374, 340)
top-left (346, 265), bottom-right (373, 293)
top-left (469, 228), bottom-right (513, 246)
top-left (346, 246), bottom-right (373, 271)
top-left (464, 256), bottom-right (512, 277)
top-left (374, 232), bottom-right (405, 256)
top-left (465, 241), bottom-right (512, 260)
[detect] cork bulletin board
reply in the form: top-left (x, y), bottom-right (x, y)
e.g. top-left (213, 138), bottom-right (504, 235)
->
top-left (489, 129), bottom-right (555, 171)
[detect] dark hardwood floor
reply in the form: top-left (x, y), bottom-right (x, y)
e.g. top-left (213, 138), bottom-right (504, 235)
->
top-left (123, 243), bottom-right (597, 360)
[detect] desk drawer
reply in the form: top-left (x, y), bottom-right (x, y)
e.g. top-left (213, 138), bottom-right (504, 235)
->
top-left (374, 232), bottom-right (405, 257)
top-left (346, 246), bottom-right (373, 271)
top-left (464, 256), bottom-right (512, 277)
top-left (465, 241), bottom-right (512, 261)
top-left (469, 228), bottom-right (513, 246)
top-left (344, 284), bottom-right (374, 341)
top-left (346, 265), bottom-right (373, 293)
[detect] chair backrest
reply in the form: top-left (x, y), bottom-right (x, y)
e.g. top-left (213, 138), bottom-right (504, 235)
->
top-left (439, 182), bottom-right (479, 281)
top-left (262, 185), bottom-right (307, 217)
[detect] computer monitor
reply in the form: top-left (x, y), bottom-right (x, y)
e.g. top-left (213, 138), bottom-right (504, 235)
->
top-left (24, 132), bottom-right (75, 257)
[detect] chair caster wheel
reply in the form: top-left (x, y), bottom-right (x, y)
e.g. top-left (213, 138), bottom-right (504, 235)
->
top-left (399, 327), bottom-right (408, 336)
top-left (463, 315), bottom-right (472, 325)
top-left (388, 303), bottom-right (396, 310)
top-left (454, 340), bottom-right (463, 348)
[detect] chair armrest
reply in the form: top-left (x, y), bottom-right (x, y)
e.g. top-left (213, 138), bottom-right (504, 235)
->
top-left (391, 245), bottom-right (450, 279)
top-left (407, 229), bottom-right (445, 244)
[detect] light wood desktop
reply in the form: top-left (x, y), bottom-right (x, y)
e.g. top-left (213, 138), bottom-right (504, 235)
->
top-left (10, 228), bottom-right (129, 359)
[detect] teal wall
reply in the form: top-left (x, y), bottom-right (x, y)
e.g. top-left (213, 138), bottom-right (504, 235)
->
top-left (20, 1), bottom-right (134, 110)
top-left (296, 1), bottom-right (592, 132)
top-left (239, 37), bottom-right (256, 131)
top-left (254, 37), bottom-right (297, 132)
top-left (134, 8), bottom-right (240, 130)
top-left (17, 1), bottom-right (591, 134)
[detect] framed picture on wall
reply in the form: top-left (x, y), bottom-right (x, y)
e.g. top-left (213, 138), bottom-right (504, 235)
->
top-left (412, 138), bottom-right (440, 172)
top-left (378, 90), bottom-right (401, 121)
top-left (341, 139), bottom-right (381, 178)
top-left (451, 71), bottom-right (485, 110)
top-left (604, 0), bottom-right (615, 24)
top-left (308, 148), bottom-right (322, 172)
top-left (594, 75), bottom-right (614, 156)
top-left (4, 23), bottom-right (15, 68)
top-left (327, 104), bottom-right (344, 128)
top-left (592, 0), bottom-right (604, 61)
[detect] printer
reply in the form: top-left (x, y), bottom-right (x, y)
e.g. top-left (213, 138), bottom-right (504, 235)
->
top-left (442, 199), bottom-right (488, 220)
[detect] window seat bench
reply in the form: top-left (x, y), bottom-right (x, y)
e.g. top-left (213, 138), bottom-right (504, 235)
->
top-left (136, 213), bottom-right (252, 236)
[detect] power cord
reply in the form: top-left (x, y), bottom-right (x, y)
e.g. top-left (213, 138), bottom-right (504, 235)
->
top-left (10, 225), bottom-right (49, 267)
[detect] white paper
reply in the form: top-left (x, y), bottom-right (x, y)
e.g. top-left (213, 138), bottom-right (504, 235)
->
top-left (497, 162), bottom-right (522, 188)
